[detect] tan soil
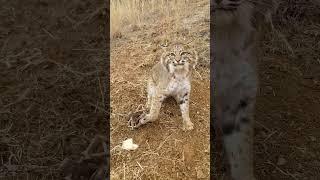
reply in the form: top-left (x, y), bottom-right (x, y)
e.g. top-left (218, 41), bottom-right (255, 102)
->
top-left (110, 1), bottom-right (210, 179)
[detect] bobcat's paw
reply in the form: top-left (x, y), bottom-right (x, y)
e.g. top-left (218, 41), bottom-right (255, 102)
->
top-left (183, 120), bottom-right (194, 131)
top-left (128, 110), bottom-right (146, 129)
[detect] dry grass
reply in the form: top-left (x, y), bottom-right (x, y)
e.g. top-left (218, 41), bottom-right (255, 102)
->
top-left (251, 0), bottom-right (320, 179)
top-left (110, 0), bottom-right (191, 38)
top-left (110, 0), bottom-right (210, 179)
top-left (0, 0), bottom-right (108, 179)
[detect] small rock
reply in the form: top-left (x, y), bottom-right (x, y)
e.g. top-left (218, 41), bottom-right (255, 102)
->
top-left (277, 157), bottom-right (287, 166)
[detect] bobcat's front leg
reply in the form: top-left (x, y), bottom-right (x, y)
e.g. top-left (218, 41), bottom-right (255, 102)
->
top-left (177, 92), bottom-right (194, 131)
top-left (133, 91), bottom-right (164, 128)
top-left (143, 93), bottom-right (163, 122)
top-left (146, 79), bottom-right (156, 110)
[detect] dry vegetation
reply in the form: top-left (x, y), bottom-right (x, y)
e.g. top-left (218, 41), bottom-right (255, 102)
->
top-left (0, 0), bottom-right (319, 179)
top-left (110, 0), bottom-right (210, 179)
top-left (110, 0), bottom-right (192, 38)
top-left (0, 0), bottom-right (108, 179)
top-left (253, 0), bottom-right (320, 179)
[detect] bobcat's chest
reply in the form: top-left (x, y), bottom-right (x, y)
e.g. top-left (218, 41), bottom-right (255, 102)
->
top-left (165, 75), bottom-right (190, 96)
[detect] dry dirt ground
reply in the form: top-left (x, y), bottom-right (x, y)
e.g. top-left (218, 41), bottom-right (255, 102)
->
top-left (110, 1), bottom-right (210, 179)
top-left (0, 0), bottom-right (108, 179)
top-left (252, 2), bottom-right (320, 179)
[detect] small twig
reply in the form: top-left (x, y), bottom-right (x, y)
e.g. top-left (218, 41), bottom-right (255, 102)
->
top-left (255, 120), bottom-right (271, 132)
top-left (136, 104), bottom-right (145, 111)
top-left (266, 160), bottom-right (298, 180)
top-left (0, 36), bottom-right (10, 57)
top-left (4, 164), bottom-right (49, 171)
top-left (65, 15), bottom-right (75, 24)
top-left (73, 7), bottom-right (105, 28)
top-left (156, 134), bottom-right (172, 151)
top-left (136, 161), bottom-right (143, 170)
top-left (97, 70), bottom-right (105, 109)
top-left (81, 135), bottom-right (108, 159)
top-left (4, 88), bottom-right (31, 108)
top-left (0, 122), bottom-right (13, 133)
top-left (298, 82), bottom-right (320, 91)
top-left (42, 28), bottom-right (57, 39)
top-left (83, 152), bottom-right (108, 160)
top-left (88, 103), bottom-right (108, 113)
top-left (72, 49), bottom-right (107, 52)
top-left (194, 68), bottom-right (203, 80)
top-left (267, 15), bottom-right (295, 57)
top-left (110, 145), bottom-right (121, 152)
top-left (48, 59), bottom-right (98, 76)
top-left (123, 163), bottom-right (126, 180)
top-left (102, 141), bottom-right (108, 154)
top-left (263, 130), bottom-right (277, 142)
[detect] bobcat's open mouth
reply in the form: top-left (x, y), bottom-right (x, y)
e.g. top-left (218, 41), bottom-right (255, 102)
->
top-left (174, 63), bottom-right (185, 66)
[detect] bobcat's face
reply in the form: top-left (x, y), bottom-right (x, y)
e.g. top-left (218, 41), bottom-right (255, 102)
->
top-left (161, 44), bottom-right (197, 73)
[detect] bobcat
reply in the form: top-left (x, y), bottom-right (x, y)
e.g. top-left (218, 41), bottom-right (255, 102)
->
top-left (129, 43), bottom-right (198, 131)
top-left (212, 0), bottom-right (278, 179)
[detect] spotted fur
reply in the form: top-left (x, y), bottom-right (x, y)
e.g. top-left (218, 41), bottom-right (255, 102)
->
top-left (133, 43), bottom-right (198, 131)
top-left (212, 0), bottom-right (278, 179)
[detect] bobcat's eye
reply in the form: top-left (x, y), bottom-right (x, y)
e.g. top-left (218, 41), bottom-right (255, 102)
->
top-left (180, 51), bottom-right (190, 56)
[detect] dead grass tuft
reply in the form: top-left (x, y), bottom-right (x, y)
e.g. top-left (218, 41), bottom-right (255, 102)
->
top-left (110, 0), bottom-right (192, 38)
